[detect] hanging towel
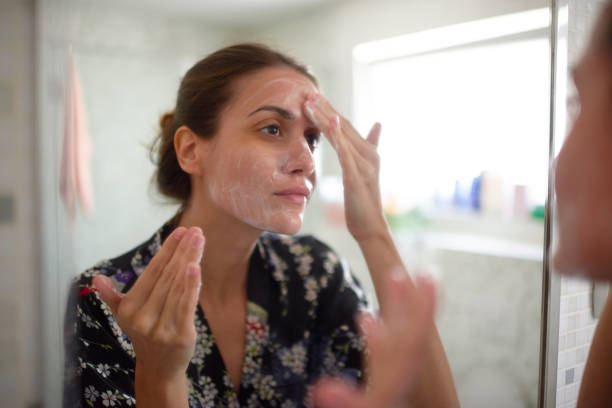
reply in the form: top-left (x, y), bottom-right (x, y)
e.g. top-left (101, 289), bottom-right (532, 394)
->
top-left (59, 51), bottom-right (94, 224)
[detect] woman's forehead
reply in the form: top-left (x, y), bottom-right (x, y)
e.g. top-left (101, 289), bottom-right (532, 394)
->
top-left (231, 68), bottom-right (319, 114)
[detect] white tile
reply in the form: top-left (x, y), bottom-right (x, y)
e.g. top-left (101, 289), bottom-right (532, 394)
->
top-left (580, 311), bottom-right (591, 328)
top-left (568, 296), bottom-right (578, 313)
top-left (578, 293), bottom-right (589, 310)
top-left (563, 385), bottom-right (572, 404)
top-left (576, 312), bottom-right (585, 330)
top-left (577, 329), bottom-right (587, 346)
top-left (558, 351), bottom-right (567, 369)
top-left (557, 387), bottom-right (566, 406)
top-left (567, 349), bottom-right (576, 367)
top-left (557, 369), bottom-right (565, 389)
top-left (569, 383), bottom-right (579, 402)
top-left (568, 314), bottom-right (578, 331)
top-left (576, 364), bottom-right (584, 382)
top-left (577, 346), bottom-right (589, 363)
top-left (576, 280), bottom-right (590, 293)
top-left (567, 332), bottom-right (576, 348)
top-left (560, 316), bottom-right (568, 334)
top-left (561, 299), bottom-right (569, 314)
top-left (559, 334), bottom-right (566, 351)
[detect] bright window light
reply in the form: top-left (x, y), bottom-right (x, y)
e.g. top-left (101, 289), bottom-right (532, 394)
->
top-left (353, 10), bottom-right (550, 218)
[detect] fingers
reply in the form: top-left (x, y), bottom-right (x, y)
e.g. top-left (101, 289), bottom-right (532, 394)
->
top-left (128, 226), bottom-right (187, 305)
top-left (313, 378), bottom-right (366, 408)
top-left (313, 274), bottom-right (438, 408)
top-left (357, 312), bottom-right (383, 354)
top-left (304, 97), bottom-right (342, 151)
top-left (158, 258), bottom-right (201, 334)
top-left (414, 274), bottom-right (437, 328)
top-left (367, 123), bottom-right (382, 147)
top-left (366, 273), bottom-right (438, 406)
top-left (305, 94), bottom-right (380, 155)
top-left (177, 262), bottom-right (202, 331)
top-left (92, 274), bottom-right (123, 316)
top-left (380, 271), bottom-right (412, 322)
top-left (304, 98), bottom-right (362, 180)
top-left (141, 227), bottom-right (204, 327)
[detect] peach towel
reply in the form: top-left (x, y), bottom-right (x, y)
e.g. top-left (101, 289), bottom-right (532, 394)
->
top-left (59, 51), bottom-right (94, 223)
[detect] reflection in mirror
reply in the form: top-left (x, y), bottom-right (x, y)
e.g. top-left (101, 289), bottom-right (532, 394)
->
top-left (30, 0), bottom-right (551, 407)
top-left (548, 0), bottom-right (612, 407)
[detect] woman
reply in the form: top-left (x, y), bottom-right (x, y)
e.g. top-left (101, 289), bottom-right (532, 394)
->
top-left (63, 44), bottom-right (458, 407)
top-left (554, 1), bottom-right (612, 406)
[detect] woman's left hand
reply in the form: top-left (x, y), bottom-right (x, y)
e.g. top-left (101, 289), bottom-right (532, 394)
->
top-left (312, 272), bottom-right (437, 408)
top-left (304, 94), bottom-right (385, 242)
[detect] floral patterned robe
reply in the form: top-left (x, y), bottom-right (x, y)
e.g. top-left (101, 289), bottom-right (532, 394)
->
top-left (63, 219), bottom-right (369, 407)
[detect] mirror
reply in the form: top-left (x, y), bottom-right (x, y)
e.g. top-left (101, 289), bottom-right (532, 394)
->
top-left (31, 0), bottom-right (552, 406)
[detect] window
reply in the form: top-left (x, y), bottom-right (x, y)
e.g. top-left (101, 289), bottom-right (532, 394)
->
top-left (353, 9), bottom-right (550, 222)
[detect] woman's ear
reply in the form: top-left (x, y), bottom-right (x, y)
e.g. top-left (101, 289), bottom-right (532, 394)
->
top-left (174, 125), bottom-right (204, 176)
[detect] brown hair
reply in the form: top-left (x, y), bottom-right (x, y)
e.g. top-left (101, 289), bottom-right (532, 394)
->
top-left (605, 1), bottom-right (612, 52)
top-left (150, 43), bottom-right (317, 206)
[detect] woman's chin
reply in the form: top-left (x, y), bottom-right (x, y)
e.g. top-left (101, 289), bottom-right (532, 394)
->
top-left (264, 216), bottom-right (303, 236)
top-left (553, 242), bottom-right (612, 282)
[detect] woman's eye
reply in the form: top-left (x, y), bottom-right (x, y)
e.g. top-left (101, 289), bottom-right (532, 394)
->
top-left (260, 125), bottom-right (281, 137)
top-left (306, 132), bottom-right (321, 151)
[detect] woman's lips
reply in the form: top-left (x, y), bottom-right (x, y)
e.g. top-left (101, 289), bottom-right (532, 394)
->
top-left (274, 186), bottom-right (310, 204)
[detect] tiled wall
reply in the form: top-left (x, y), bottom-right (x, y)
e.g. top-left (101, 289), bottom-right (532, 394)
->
top-left (556, 279), bottom-right (597, 407)
top-left (555, 0), bottom-right (608, 407)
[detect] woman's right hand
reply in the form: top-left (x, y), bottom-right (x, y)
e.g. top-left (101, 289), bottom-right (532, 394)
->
top-left (92, 226), bottom-right (204, 382)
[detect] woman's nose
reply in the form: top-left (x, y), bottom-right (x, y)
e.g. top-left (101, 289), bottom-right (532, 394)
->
top-left (283, 137), bottom-right (315, 176)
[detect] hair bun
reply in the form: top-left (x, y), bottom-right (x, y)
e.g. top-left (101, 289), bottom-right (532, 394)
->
top-left (159, 110), bottom-right (175, 131)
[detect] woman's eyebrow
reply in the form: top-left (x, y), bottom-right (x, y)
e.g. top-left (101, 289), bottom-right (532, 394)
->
top-left (248, 105), bottom-right (295, 120)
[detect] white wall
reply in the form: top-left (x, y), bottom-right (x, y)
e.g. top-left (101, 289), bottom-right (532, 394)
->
top-left (36, 1), bottom-right (237, 406)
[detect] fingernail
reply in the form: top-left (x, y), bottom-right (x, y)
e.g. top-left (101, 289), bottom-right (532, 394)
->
top-left (190, 233), bottom-right (204, 248)
top-left (358, 313), bottom-right (375, 335)
top-left (305, 102), bottom-right (315, 118)
top-left (187, 263), bottom-right (199, 277)
top-left (390, 270), bottom-right (406, 283)
top-left (172, 227), bottom-right (186, 240)
top-left (416, 273), bottom-right (437, 289)
top-left (331, 115), bottom-right (341, 130)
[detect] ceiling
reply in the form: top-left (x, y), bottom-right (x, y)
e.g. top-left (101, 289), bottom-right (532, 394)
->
top-left (85, 0), bottom-right (339, 26)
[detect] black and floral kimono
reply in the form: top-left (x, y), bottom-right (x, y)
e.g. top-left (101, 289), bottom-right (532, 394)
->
top-left (63, 218), bottom-right (370, 407)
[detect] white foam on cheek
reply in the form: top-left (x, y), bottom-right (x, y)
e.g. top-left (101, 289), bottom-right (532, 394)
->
top-left (273, 152), bottom-right (290, 181)
top-left (211, 150), bottom-right (302, 233)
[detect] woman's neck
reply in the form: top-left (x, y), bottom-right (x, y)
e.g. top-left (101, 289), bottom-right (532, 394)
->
top-left (177, 197), bottom-right (261, 306)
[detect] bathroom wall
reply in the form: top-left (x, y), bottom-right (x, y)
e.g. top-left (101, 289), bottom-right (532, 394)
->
top-left (555, 1), bottom-right (608, 406)
top-left (36, 1), bottom-right (239, 406)
top-left (0, 1), bottom-right (41, 407)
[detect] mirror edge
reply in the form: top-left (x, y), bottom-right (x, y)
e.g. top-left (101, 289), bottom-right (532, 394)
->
top-left (538, 0), bottom-right (565, 406)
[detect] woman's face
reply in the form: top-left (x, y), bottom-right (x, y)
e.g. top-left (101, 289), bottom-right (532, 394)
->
top-left (554, 12), bottom-right (612, 280)
top-left (199, 66), bottom-right (320, 235)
